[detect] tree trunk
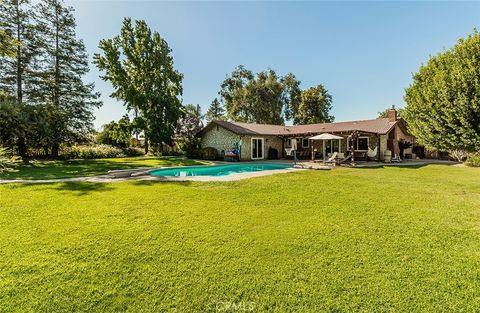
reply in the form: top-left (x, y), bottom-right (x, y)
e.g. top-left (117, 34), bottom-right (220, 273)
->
top-left (15, 1), bottom-right (22, 104)
top-left (44, 146), bottom-right (49, 157)
top-left (51, 143), bottom-right (59, 158)
top-left (144, 138), bottom-right (149, 154)
top-left (17, 137), bottom-right (27, 162)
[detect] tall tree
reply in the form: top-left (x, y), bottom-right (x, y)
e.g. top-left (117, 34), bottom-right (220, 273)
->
top-left (205, 98), bottom-right (225, 122)
top-left (282, 72), bottom-right (302, 122)
top-left (219, 66), bottom-right (302, 124)
top-left (404, 31), bottom-right (480, 152)
top-left (292, 85), bottom-right (333, 125)
top-left (33, 0), bottom-right (101, 156)
top-left (94, 18), bottom-right (183, 153)
top-left (219, 65), bottom-right (254, 122)
top-left (0, 0), bottom-right (36, 103)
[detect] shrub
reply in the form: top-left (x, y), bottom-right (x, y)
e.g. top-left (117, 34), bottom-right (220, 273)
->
top-left (465, 152), bottom-right (480, 167)
top-left (178, 137), bottom-right (201, 159)
top-left (0, 147), bottom-right (20, 172)
top-left (123, 147), bottom-right (145, 157)
top-left (200, 147), bottom-right (218, 160)
top-left (62, 145), bottom-right (125, 159)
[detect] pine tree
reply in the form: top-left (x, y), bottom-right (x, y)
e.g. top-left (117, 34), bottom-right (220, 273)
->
top-left (34, 0), bottom-right (101, 156)
top-left (0, 0), bottom-right (37, 103)
top-left (205, 98), bottom-right (225, 122)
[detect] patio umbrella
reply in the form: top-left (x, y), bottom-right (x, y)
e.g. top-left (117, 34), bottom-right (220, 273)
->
top-left (309, 133), bottom-right (344, 161)
top-left (309, 133), bottom-right (343, 140)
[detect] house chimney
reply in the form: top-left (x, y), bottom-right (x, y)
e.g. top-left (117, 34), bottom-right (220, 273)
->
top-left (387, 105), bottom-right (398, 122)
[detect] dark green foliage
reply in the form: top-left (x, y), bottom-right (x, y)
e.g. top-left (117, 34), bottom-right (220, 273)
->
top-left (94, 18), bottom-right (183, 152)
top-left (33, 0), bottom-right (101, 155)
top-left (205, 98), bottom-right (225, 122)
top-left (0, 0), bottom-right (37, 103)
top-left (200, 147), bottom-right (218, 160)
top-left (219, 66), bottom-right (333, 125)
top-left (404, 31), bottom-right (480, 152)
top-left (122, 147), bottom-right (144, 157)
top-left (175, 104), bottom-right (203, 158)
top-left (0, 101), bottom-right (51, 159)
top-left (96, 115), bottom-right (132, 148)
top-left (295, 85), bottom-right (334, 124)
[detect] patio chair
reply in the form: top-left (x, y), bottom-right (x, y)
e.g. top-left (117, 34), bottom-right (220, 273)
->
top-left (324, 152), bottom-right (338, 166)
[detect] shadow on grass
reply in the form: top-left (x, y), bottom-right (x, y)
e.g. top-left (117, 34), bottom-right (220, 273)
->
top-left (130, 179), bottom-right (194, 187)
top-left (353, 163), bottom-right (433, 170)
top-left (9, 181), bottom-right (115, 196)
top-left (54, 182), bottom-right (115, 195)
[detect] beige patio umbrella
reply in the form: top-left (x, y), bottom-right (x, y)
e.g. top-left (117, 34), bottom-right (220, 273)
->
top-left (309, 133), bottom-right (344, 161)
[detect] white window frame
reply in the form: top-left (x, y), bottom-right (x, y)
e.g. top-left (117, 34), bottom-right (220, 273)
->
top-left (348, 136), bottom-right (369, 151)
top-left (251, 137), bottom-right (264, 160)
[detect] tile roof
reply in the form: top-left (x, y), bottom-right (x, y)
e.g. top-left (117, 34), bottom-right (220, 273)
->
top-left (199, 118), bottom-right (400, 136)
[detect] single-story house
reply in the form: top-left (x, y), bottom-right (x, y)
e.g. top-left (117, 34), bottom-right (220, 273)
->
top-left (197, 107), bottom-right (417, 161)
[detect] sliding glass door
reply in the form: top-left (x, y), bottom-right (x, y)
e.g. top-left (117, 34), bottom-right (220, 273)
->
top-left (251, 138), bottom-right (264, 160)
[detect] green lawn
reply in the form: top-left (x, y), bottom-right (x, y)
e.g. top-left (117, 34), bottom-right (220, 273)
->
top-left (0, 156), bottom-right (205, 180)
top-left (1, 165), bottom-right (480, 311)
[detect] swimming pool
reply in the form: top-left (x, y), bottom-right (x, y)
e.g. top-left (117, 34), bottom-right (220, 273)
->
top-left (149, 163), bottom-right (293, 177)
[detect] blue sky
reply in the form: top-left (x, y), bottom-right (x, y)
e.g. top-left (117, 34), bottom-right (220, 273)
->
top-left (66, 0), bottom-right (480, 129)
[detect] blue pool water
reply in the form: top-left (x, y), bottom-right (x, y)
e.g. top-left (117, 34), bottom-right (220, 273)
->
top-left (149, 163), bottom-right (293, 177)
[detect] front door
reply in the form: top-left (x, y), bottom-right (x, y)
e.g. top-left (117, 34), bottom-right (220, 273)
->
top-left (251, 138), bottom-right (264, 160)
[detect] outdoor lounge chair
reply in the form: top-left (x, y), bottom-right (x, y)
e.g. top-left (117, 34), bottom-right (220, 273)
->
top-left (324, 152), bottom-right (338, 166)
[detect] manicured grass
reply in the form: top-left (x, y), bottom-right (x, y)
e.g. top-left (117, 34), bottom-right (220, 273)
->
top-left (1, 165), bottom-right (480, 311)
top-left (0, 156), bottom-right (205, 180)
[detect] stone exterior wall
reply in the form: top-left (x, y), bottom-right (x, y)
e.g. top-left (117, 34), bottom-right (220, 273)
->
top-left (200, 125), bottom-right (243, 158)
top-left (200, 125), bottom-right (284, 160)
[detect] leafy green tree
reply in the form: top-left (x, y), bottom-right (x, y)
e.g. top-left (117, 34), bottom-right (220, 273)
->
top-left (97, 115), bottom-right (132, 148)
top-left (219, 66), bottom-right (302, 125)
top-left (219, 65), bottom-right (254, 122)
top-left (294, 85), bottom-right (334, 125)
top-left (403, 31), bottom-right (480, 152)
top-left (0, 101), bottom-right (49, 160)
top-left (94, 18), bottom-right (183, 153)
top-left (34, 0), bottom-right (101, 156)
top-left (205, 98), bottom-right (225, 122)
top-left (282, 72), bottom-right (302, 122)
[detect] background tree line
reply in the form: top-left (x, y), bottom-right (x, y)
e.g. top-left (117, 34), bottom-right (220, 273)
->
top-left (205, 65), bottom-right (334, 125)
top-left (0, 0), bottom-right (101, 159)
